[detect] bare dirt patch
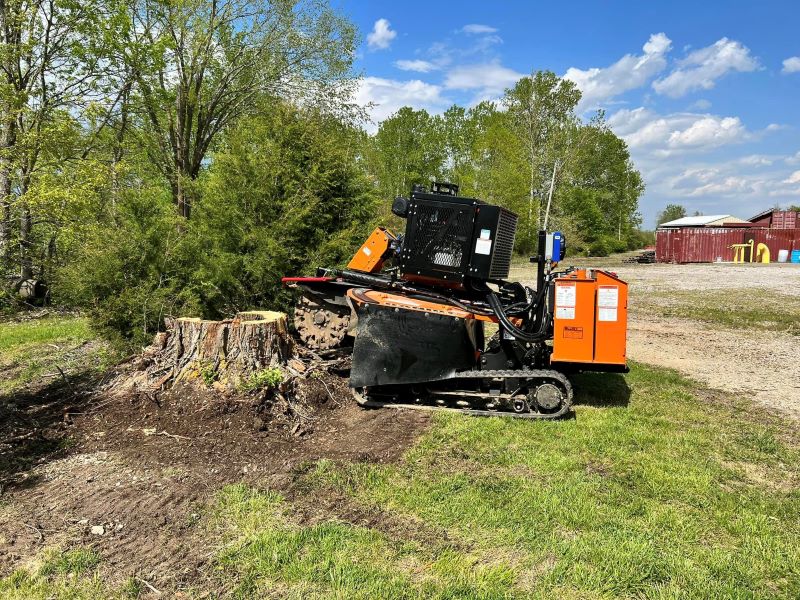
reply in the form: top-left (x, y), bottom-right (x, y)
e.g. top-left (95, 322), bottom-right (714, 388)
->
top-left (0, 354), bottom-right (429, 591)
top-left (626, 315), bottom-right (800, 418)
top-left (589, 262), bottom-right (800, 418)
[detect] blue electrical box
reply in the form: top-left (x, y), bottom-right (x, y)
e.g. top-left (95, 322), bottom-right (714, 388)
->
top-left (552, 232), bottom-right (563, 262)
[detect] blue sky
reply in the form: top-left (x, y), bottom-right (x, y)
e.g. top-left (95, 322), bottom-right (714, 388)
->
top-left (335, 0), bottom-right (800, 227)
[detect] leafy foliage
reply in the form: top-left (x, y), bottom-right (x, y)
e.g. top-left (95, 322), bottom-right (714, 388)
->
top-left (54, 101), bottom-right (377, 345)
top-left (241, 367), bottom-right (284, 392)
top-left (190, 102), bottom-right (379, 317)
top-left (657, 204), bottom-right (688, 226)
top-left (366, 72), bottom-right (646, 256)
top-left (1, 4), bottom-right (649, 341)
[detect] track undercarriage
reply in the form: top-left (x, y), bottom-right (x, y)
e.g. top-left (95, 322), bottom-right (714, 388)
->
top-left (352, 369), bottom-right (573, 420)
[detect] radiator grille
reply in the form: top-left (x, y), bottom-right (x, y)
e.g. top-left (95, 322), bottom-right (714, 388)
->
top-left (489, 210), bottom-right (517, 278)
top-left (406, 204), bottom-right (473, 272)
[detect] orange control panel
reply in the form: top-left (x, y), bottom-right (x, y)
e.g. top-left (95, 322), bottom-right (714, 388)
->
top-left (550, 269), bottom-right (628, 367)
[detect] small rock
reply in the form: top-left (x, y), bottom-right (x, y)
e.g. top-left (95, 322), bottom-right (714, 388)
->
top-left (115, 523), bottom-right (123, 531)
top-left (78, 519), bottom-right (88, 526)
top-left (90, 525), bottom-right (105, 536)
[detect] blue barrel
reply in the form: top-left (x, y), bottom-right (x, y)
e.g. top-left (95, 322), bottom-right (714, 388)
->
top-left (792, 250), bottom-right (800, 264)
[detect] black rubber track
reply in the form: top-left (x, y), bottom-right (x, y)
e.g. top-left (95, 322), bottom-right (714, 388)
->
top-left (353, 369), bottom-right (573, 420)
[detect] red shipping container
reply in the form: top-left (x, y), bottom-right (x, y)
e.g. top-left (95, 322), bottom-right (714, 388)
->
top-left (773, 211), bottom-right (798, 229)
top-left (656, 228), bottom-right (800, 263)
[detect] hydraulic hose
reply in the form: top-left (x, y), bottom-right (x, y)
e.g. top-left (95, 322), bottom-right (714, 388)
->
top-left (485, 285), bottom-right (550, 343)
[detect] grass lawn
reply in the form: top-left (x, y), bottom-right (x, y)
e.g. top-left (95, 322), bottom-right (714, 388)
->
top-left (0, 315), bottom-right (116, 394)
top-left (632, 289), bottom-right (800, 335)
top-left (206, 365), bottom-right (799, 598)
top-left (1, 320), bottom-right (798, 597)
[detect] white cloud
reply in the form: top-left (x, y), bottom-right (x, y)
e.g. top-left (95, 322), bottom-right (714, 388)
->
top-left (443, 61), bottom-right (523, 104)
top-left (668, 116), bottom-right (745, 148)
top-left (444, 61), bottom-right (522, 90)
top-left (782, 56), bottom-right (800, 74)
top-left (671, 168), bottom-right (753, 197)
top-left (461, 24), bottom-right (498, 34)
top-left (739, 155), bottom-right (773, 167)
top-left (355, 77), bottom-right (449, 130)
top-left (395, 59), bottom-right (437, 73)
top-left (784, 170), bottom-right (800, 184)
top-left (608, 107), bottom-right (748, 154)
top-left (652, 38), bottom-right (758, 98)
top-left (786, 151), bottom-right (800, 165)
top-left (563, 33), bottom-right (671, 112)
top-left (367, 18), bottom-right (396, 50)
top-left (690, 99), bottom-right (711, 110)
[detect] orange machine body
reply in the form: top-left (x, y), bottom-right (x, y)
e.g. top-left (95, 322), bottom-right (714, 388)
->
top-left (550, 269), bottom-right (628, 367)
top-left (347, 288), bottom-right (519, 325)
top-left (347, 227), bottom-right (396, 273)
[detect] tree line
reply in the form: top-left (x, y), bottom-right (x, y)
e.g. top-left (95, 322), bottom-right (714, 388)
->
top-left (0, 0), bottom-right (647, 345)
top-left (366, 72), bottom-right (646, 255)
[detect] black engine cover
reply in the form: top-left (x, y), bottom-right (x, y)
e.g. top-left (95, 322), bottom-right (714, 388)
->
top-left (349, 302), bottom-right (480, 388)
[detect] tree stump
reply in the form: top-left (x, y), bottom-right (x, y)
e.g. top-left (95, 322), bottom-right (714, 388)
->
top-left (152, 311), bottom-right (292, 389)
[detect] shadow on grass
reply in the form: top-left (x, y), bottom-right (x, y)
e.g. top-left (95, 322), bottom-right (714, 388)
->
top-left (0, 371), bottom-right (102, 490)
top-left (570, 372), bottom-right (631, 408)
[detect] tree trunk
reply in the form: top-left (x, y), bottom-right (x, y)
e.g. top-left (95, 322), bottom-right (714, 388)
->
top-left (0, 123), bottom-right (14, 265)
top-left (171, 177), bottom-right (191, 219)
top-left (19, 202), bottom-right (32, 280)
top-left (147, 311), bottom-right (292, 389)
top-left (0, 187), bottom-right (9, 266)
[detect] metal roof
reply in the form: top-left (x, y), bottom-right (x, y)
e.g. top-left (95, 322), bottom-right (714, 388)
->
top-left (659, 215), bottom-right (734, 227)
top-left (748, 208), bottom-right (774, 222)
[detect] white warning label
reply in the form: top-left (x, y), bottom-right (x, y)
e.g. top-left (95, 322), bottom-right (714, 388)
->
top-left (598, 307), bottom-right (618, 322)
top-left (598, 285), bottom-right (619, 308)
top-left (555, 283), bottom-right (576, 308)
top-left (475, 238), bottom-right (492, 255)
top-left (556, 306), bottom-right (576, 320)
top-left (555, 282), bottom-right (576, 320)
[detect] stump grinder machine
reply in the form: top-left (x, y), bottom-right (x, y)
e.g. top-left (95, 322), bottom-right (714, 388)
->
top-left (283, 183), bottom-right (628, 419)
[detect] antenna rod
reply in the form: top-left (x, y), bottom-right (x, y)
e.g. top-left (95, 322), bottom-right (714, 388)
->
top-left (542, 160), bottom-right (558, 231)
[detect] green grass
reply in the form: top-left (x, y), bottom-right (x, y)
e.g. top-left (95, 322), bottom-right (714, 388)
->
top-left (0, 548), bottom-right (136, 599)
top-left (2, 314), bottom-right (798, 597)
top-left (212, 484), bottom-right (520, 599)
top-left (0, 316), bottom-right (116, 393)
top-left (633, 289), bottom-right (800, 335)
top-left (211, 364), bottom-right (800, 599)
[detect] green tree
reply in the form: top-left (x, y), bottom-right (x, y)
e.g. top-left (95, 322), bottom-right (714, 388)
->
top-left (502, 71), bottom-right (580, 245)
top-left (367, 106), bottom-right (445, 217)
top-left (57, 101), bottom-right (378, 344)
top-left (0, 0), bottom-right (120, 279)
top-left (192, 101), bottom-right (379, 315)
top-left (120, 0), bottom-right (358, 218)
top-left (562, 113), bottom-right (644, 249)
top-left (657, 204), bottom-right (687, 226)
